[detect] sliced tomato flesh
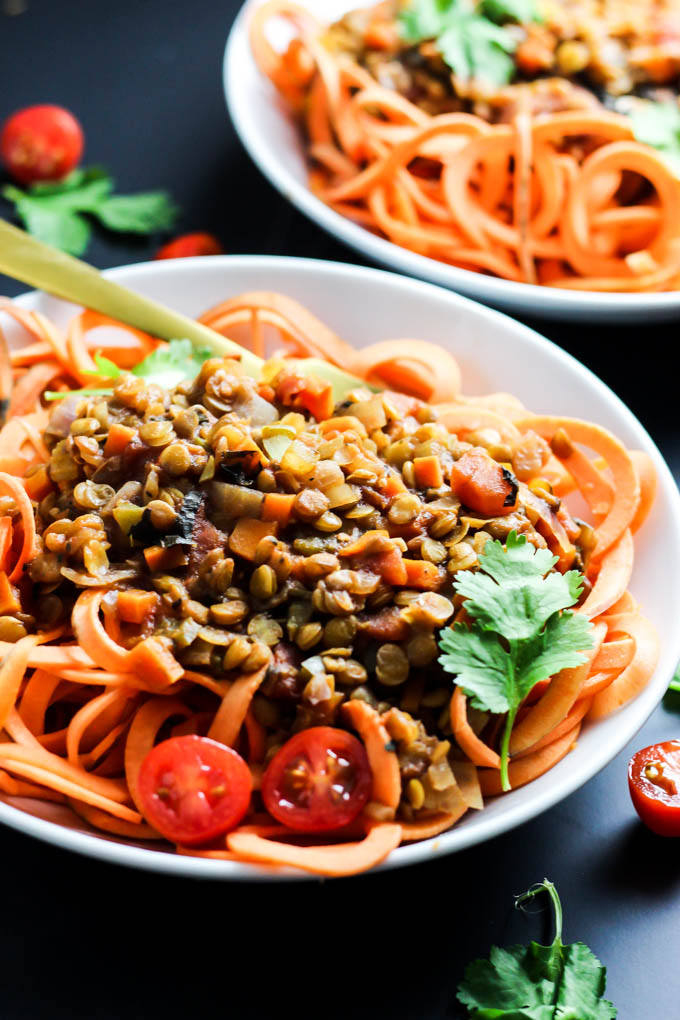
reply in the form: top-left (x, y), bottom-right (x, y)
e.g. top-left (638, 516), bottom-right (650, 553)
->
top-left (628, 740), bottom-right (680, 837)
top-left (138, 735), bottom-right (252, 846)
top-left (262, 726), bottom-right (372, 833)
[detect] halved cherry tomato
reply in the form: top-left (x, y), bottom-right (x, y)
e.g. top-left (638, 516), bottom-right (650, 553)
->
top-left (0, 105), bottom-right (83, 184)
top-left (262, 726), bottom-right (372, 832)
top-left (138, 735), bottom-right (251, 845)
top-left (154, 232), bottom-right (223, 259)
top-left (450, 448), bottom-right (519, 516)
top-left (628, 740), bottom-right (680, 837)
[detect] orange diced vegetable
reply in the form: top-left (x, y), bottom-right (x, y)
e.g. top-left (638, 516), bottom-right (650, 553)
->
top-left (228, 518), bottom-right (277, 561)
top-left (413, 455), bottom-right (443, 489)
top-left (262, 493), bottom-right (295, 527)
top-left (380, 473), bottom-right (408, 497)
top-left (128, 637), bottom-right (183, 689)
top-left (402, 559), bottom-right (444, 590)
top-left (0, 571), bottom-right (20, 614)
top-left (23, 465), bottom-right (52, 501)
top-left (143, 545), bottom-right (188, 572)
top-left (104, 423), bottom-right (136, 457)
top-left (450, 449), bottom-right (519, 516)
top-left (117, 589), bottom-right (160, 625)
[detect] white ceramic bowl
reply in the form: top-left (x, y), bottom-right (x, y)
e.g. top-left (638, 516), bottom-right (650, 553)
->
top-left (1, 255), bottom-right (678, 879)
top-left (225, 0), bottom-right (680, 323)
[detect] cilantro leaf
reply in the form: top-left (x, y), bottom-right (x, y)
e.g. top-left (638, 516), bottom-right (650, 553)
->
top-left (5, 200), bottom-right (92, 255)
top-left (399, 0), bottom-right (457, 41)
top-left (629, 100), bottom-right (680, 178)
top-left (398, 0), bottom-right (541, 86)
top-left (480, 0), bottom-right (541, 25)
top-left (438, 533), bottom-right (593, 789)
top-left (439, 624), bottom-right (514, 713)
top-left (131, 338), bottom-right (214, 389)
top-left (438, 14), bottom-right (516, 85)
top-left (94, 191), bottom-right (179, 233)
top-left (1, 165), bottom-right (179, 254)
top-left (48, 338), bottom-right (214, 400)
top-left (457, 881), bottom-right (617, 1019)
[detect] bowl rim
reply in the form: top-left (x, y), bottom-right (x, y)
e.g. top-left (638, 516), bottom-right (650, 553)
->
top-left (224, 0), bottom-right (680, 321)
top-left (1, 252), bottom-right (679, 881)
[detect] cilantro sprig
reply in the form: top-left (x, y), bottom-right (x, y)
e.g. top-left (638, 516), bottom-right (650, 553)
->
top-left (45, 338), bottom-right (214, 400)
top-left (399, 0), bottom-right (541, 87)
top-left (1, 166), bottom-right (178, 255)
top-left (457, 879), bottom-right (617, 1018)
top-left (438, 532), bottom-right (593, 790)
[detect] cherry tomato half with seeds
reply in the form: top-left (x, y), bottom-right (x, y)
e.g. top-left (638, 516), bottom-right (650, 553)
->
top-left (1, 105), bottom-right (83, 184)
top-left (628, 740), bottom-right (680, 837)
top-left (153, 232), bottom-right (223, 260)
top-left (262, 726), bottom-right (372, 833)
top-left (138, 735), bottom-right (252, 846)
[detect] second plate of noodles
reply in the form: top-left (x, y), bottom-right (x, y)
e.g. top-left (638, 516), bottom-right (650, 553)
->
top-left (0, 256), bottom-right (677, 878)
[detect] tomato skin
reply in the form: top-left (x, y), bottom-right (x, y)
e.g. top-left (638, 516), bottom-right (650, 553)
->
top-left (450, 448), bottom-right (519, 516)
top-left (138, 735), bottom-right (252, 846)
top-left (154, 232), bottom-right (223, 259)
top-left (262, 726), bottom-right (372, 832)
top-left (628, 741), bottom-right (680, 837)
top-left (0, 105), bottom-right (83, 184)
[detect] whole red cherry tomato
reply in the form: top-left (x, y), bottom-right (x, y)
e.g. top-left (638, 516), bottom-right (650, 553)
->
top-left (154, 232), bottom-right (223, 259)
top-left (0, 105), bottom-right (84, 184)
top-left (262, 726), bottom-right (372, 832)
top-left (138, 735), bottom-right (252, 845)
top-left (628, 740), bottom-right (680, 836)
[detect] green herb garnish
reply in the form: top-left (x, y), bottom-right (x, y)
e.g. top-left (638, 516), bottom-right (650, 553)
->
top-left (45, 337), bottom-right (214, 399)
top-left (669, 665), bottom-right (680, 695)
top-left (629, 100), bottom-right (680, 178)
top-left (457, 879), bottom-right (617, 1018)
top-left (2, 167), bottom-right (178, 255)
top-left (399, 0), bottom-right (541, 87)
top-left (438, 531), bottom-right (593, 790)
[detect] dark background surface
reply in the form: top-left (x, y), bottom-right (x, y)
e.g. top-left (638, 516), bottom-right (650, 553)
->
top-left (1, 1), bottom-right (679, 1017)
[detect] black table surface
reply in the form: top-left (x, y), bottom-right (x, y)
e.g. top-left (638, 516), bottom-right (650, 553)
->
top-left (1, 2), bottom-right (679, 1017)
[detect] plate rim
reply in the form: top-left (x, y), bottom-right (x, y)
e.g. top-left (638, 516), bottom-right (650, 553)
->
top-left (224, 0), bottom-right (680, 322)
top-left (1, 252), bottom-right (678, 880)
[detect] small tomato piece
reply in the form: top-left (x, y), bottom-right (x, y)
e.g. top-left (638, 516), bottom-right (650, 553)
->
top-left (262, 726), bottom-right (372, 832)
top-left (275, 371), bottom-right (334, 421)
top-left (451, 448), bottom-right (519, 516)
top-left (138, 735), bottom-right (252, 845)
top-left (0, 105), bottom-right (83, 184)
top-left (154, 232), bottom-right (223, 259)
top-left (628, 740), bottom-right (680, 837)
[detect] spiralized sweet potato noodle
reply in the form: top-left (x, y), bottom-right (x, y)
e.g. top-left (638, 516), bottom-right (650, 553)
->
top-left (0, 289), bottom-right (658, 874)
top-left (249, 0), bottom-right (680, 292)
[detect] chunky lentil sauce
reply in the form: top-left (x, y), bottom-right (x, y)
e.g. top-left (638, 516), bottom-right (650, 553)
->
top-left (20, 353), bottom-right (592, 821)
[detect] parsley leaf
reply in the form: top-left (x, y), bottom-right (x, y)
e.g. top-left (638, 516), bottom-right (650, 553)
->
top-left (438, 532), bottom-right (593, 789)
top-left (46, 338), bottom-right (214, 400)
top-left (1, 167), bottom-right (178, 254)
top-left (398, 0), bottom-right (540, 86)
top-left (629, 100), bottom-right (680, 178)
top-left (457, 880), bottom-right (617, 1019)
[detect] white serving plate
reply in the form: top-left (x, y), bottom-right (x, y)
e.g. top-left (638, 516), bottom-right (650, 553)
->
top-left (225, 0), bottom-right (680, 323)
top-left (1, 255), bottom-right (678, 879)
